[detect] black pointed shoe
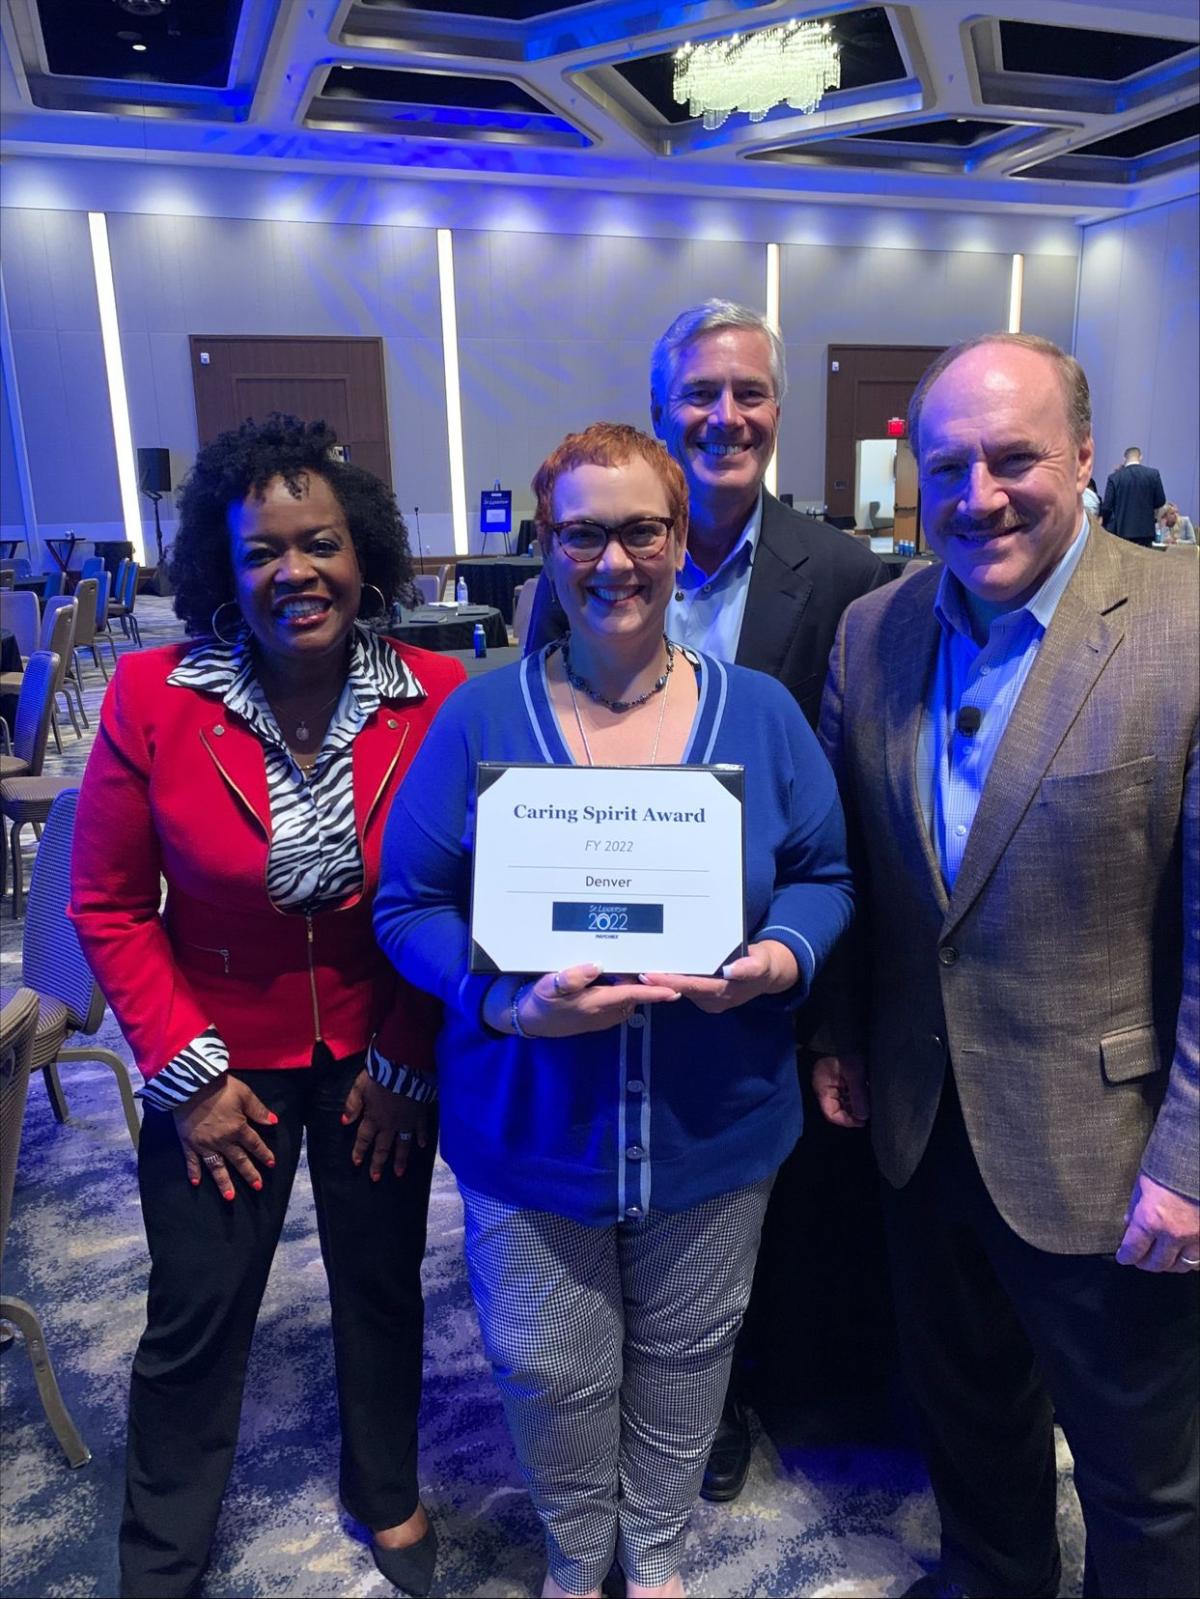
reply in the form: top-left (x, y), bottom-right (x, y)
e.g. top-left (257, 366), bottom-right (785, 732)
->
top-left (370, 1520), bottom-right (439, 1597)
top-left (700, 1396), bottom-right (752, 1502)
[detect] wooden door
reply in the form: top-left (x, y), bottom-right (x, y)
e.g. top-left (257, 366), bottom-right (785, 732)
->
top-left (189, 336), bottom-right (392, 487)
top-left (824, 344), bottom-right (944, 522)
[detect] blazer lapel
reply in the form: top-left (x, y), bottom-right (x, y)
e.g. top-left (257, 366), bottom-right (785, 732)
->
top-left (881, 568), bottom-right (948, 911)
top-left (735, 494), bottom-right (812, 676)
top-left (944, 532), bottom-right (1129, 931)
top-left (199, 718), bottom-right (271, 836)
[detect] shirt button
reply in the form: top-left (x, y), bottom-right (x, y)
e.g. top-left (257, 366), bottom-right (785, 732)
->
top-left (675, 590), bottom-right (684, 602)
top-left (979, 665), bottom-right (990, 675)
top-left (625, 1205), bottom-right (642, 1219)
top-left (627, 1145), bottom-right (645, 1161)
top-left (938, 944), bottom-right (959, 966)
top-left (931, 1033), bottom-right (944, 1049)
top-left (955, 824), bottom-right (967, 837)
top-left (627, 1078), bottom-right (646, 1094)
top-left (627, 1011), bottom-right (645, 1029)
top-left (212, 724), bottom-right (225, 736)
top-left (702, 584), bottom-right (712, 594)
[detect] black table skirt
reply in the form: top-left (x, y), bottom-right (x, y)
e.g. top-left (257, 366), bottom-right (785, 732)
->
top-left (454, 558), bottom-right (542, 624)
top-left (386, 606), bottom-right (508, 652)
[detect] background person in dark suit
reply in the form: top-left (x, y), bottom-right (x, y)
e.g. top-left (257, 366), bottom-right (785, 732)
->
top-left (526, 300), bottom-right (889, 1501)
top-left (1100, 445), bottom-right (1166, 546)
top-left (815, 334), bottom-right (1198, 1599)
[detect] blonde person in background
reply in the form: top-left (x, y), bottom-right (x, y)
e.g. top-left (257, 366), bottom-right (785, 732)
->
top-left (1156, 503), bottom-right (1196, 544)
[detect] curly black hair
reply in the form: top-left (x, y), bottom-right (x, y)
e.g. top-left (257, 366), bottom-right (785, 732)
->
top-left (168, 413), bottom-right (414, 635)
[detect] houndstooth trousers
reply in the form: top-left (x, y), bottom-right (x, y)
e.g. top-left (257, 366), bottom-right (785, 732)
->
top-left (459, 1177), bottom-right (773, 1594)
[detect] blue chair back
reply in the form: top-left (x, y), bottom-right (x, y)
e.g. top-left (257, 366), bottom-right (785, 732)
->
top-left (41, 571), bottom-right (64, 601)
top-left (93, 570), bottom-right (110, 628)
top-left (80, 556), bottom-right (106, 581)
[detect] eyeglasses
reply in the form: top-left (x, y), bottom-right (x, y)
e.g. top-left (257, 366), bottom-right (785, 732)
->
top-left (549, 517), bottom-right (674, 563)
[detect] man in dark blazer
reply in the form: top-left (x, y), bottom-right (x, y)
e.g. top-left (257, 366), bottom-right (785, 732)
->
top-left (815, 333), bottom-right (1198, 1598)
top-left (525, 300), bottom-right (889, 1498)
top-left (1100, 445), bottom-right (1166, 545)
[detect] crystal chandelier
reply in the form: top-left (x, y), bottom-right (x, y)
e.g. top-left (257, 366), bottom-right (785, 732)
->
top-left (673, 19), bottom-right (841, 131)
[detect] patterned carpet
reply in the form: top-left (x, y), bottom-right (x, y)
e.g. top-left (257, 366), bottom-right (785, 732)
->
top-left (0, 595), bottom-right (1086, 1597)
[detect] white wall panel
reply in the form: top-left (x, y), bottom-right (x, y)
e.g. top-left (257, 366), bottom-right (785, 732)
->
top-left (1076, 195), bottom-right (1200, 523)
top-left (1019, 254), bottom-right (1077, 348)
top-left (777, 242), bottom-right (1018, 503)
top-left (2, 209), bottom-right (121, 528)
top-left (0, 360), bottom-right (23, 532)
top-left (106, 211), bottom-right (450, 531)
top-left (454, 231), bottom-right (766, 545)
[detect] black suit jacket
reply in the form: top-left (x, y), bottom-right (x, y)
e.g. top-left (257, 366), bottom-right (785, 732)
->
top-left (523, 492), bottom-right (888, 729)
top-left (1100, 462), bottom-right (1166, 543)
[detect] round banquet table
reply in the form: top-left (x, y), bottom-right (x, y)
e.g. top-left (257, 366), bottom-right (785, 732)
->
top-left (454, 557), bottom-right (542, 624)
top-left (386, 604), bottom-right (508, 652)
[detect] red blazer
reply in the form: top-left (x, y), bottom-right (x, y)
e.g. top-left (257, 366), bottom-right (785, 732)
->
top-left (69, 639), bottom-right (466, 1084)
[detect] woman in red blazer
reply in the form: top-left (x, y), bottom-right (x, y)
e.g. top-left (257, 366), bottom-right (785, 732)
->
top-left (70, 416), bottom-right (465, 1599)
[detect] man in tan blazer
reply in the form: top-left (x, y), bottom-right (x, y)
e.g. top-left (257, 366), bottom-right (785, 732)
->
top-left (814, 333), bottom-right (1198, 1599)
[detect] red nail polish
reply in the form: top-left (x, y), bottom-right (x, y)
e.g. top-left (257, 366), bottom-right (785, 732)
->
top-left (223, 1189), bottom-right (235, 1202)
top-left (266, 1158), bottom-right (276, 1168)
top-left (371, 1171), bottom-right (381, 1182)
top-left (252, 1180), bottom-right (263, 1192)
top-left (190, 1177), bottom-right (200, 1187)
top-left (340, 1114), bottom-right (351, 1124)
top-left (267, 1113), bottom-right (279, 1125)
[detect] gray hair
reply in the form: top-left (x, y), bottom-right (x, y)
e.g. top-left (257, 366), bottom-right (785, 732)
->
top-left (907, 332), bottom-right (1092, 456)
top-left (650, 299), bottom-right (788, 412)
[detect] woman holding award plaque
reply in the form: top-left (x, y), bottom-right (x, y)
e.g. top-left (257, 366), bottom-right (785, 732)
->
top-left (374, 423), bottom-right (852, 1599)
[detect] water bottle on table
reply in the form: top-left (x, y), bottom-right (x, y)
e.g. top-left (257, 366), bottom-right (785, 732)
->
top-left (456, 575), bottom-right (469, 604)
top-left (473, 622), bottom-right (487, 658)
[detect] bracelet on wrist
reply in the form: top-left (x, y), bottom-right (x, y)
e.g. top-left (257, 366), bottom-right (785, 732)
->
top-left (510, 980), bottom-right (535, 1040)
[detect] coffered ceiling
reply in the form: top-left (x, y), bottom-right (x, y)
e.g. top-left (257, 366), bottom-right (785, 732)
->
top-left (1, 0), bottom-right (1196, 216)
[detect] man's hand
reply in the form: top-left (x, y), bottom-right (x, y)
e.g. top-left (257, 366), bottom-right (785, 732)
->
top-left (639, 940), bottom-right (799, 1015)
top-left (175, 1075), bottom-right (278, 1198)
top-left (1116, 1172), bottom-right (1200, 1273)
top-left (342, 1069), bottom-right (431, 1180)
top-left (811, 1054), bottom-right (869, 1128)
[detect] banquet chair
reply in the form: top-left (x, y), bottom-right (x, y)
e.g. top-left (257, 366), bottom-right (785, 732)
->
top-left (0, 571), bottom-right (13, 590)
top-left (0, 602), bottom-right (79, 752)
top-left (12, 788), bottom-right (140, 1149)
top-left (92, 571), bottom-right (120, 672)
top-left (0, 986), bottom-right (91, 1468)
top-left (107, 560), bottom-right (142, 646)
top-left (3, 589), bottom-right (40, 660)
top-left (79, 556), bottom-right (105, 582)
top-left (435, 563), bottom-right (451, 601)
top-left (513, 579), bottom-right (536, 647)
top-left (70, 578), bottom-right (106, 684)
top-left (414, 573), bottom-right (439, 604)
top-left (0, 650), bottom-right (58, 782)
top-left (41, 572), bottom-right (64, 602)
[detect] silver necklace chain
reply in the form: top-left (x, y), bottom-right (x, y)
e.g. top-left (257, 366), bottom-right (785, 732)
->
top-left (264, 684), bottom-right (344, 745)
top-left (568, 653), bottom-right (673, 767)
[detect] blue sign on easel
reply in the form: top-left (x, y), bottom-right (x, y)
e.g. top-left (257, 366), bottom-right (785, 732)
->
top-left (480, 488), bottom-right (513, 552)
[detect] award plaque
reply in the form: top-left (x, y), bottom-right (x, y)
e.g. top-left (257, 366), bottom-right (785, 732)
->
top-left (469, 762), bottom-right (746, 976)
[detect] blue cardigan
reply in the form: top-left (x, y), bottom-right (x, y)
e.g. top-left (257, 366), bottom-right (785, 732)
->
top-left (375, 649), bottom-right (853, 1225)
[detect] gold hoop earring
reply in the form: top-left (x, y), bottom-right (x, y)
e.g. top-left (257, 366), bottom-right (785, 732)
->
top-left (356, 583), bottom-right (388, 622)
top-left (210, 601), bottom-right (245, 645)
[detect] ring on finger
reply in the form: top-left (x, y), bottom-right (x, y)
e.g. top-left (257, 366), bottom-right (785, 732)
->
top-left (1183, 1255), bottom-right (1200, 1267)
top-left (552, 971), bottom-right (564, 996)
top-left (396, 1131), bottom-right (414, 1142)
top-left (202, 1154), bottom-right (222, 1166)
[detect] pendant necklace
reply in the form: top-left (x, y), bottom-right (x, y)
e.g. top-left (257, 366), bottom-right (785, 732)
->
top-left (567, 650), bottom-right (673, 767)
top-left (561, 635), bottom-right (675, 712)
top-left (264, 684), bottom-right (344, 745)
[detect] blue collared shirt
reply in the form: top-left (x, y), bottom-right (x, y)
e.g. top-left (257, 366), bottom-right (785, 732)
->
top-left (920, 518), bottom-right (1090, 889)
top-left (665, 491), bottom-right (762, 660)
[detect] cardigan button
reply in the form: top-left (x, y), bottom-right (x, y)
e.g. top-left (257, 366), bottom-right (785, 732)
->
top-left (387, 718), bottom-right (398, 728)
top-left (212, 724), bottom-right (225, 736)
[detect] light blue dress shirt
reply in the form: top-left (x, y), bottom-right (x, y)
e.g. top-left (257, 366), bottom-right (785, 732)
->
top-left (919, 518), bottom-right (1090, 889)
top-left (665, 491), bottom-right (763, 661)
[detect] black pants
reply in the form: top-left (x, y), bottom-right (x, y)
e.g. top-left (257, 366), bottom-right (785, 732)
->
top-left (883, 1078), bottom-right (1199, 1599)
top-left (119, 1051), bottom-right (435, 1598)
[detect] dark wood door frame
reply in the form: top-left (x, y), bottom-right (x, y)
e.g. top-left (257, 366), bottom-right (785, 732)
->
top-left (189, 335), bottom-right (392, 488)
top-left (824, 344), bottom-right (944, 523)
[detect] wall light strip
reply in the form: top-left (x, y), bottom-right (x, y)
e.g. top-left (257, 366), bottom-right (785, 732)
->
top-left (0, 267), bottom-right (41, 566)
top-left (436, 228), bottom-right (469, 556)
top-left (1008, 252), bottom-right (1025, 334)
top-left (765, 241), bottom-right (781, 498)
top-left (88, 212), bottom-right (145, 562)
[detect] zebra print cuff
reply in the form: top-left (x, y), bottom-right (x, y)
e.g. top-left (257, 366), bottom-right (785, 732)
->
top-left (142, 1026), bottom-right (230, 1111)
top-left (367, 1042), bottom-right (438, 1103)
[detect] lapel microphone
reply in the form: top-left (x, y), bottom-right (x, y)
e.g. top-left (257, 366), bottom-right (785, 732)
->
top-left (956, 705), bottom-right (983, 737)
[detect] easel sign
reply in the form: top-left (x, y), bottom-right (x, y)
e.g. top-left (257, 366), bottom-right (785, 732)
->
top-left (479, 488), bottom-right (513, 552)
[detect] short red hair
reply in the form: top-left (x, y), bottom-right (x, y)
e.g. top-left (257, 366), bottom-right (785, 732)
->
top-left (532, 422), bottom-right (689, 550)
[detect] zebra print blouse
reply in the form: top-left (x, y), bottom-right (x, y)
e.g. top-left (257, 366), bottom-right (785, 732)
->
top-left (140, 626), bottom-right (426, 1111)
